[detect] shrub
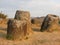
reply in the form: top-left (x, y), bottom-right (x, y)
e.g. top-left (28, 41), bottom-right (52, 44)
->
top-left (0, 12), bottom-right (7, 19)
top-left (59, 20), bottom-right (60, 24)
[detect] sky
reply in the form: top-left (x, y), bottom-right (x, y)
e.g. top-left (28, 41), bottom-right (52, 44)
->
top-left (0, 0), bottom-right (60, 18)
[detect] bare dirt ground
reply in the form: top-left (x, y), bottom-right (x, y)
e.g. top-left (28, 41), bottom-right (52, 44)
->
top-left (0, 24), bottom-right (60, 45)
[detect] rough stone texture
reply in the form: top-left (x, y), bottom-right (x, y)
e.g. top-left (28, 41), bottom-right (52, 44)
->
top-left (40, 14), bottom-right (59, 32)
top-left (14, 10), bottom-right (32, 34)
top-left (31, 17), bottom-right (45, 27)
top-left (7, 19), bottom-right (27, 40)
top-left (31, 17), bottom-right (45, 31)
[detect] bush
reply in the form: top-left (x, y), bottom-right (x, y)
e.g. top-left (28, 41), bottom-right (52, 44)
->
top-left (0, 12), bottom-right (7, 19)
top-left (59, 20), bottom-right (60, 24)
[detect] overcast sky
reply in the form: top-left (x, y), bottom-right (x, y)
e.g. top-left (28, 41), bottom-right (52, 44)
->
top-left (0, 0), bottom-right (60, 18)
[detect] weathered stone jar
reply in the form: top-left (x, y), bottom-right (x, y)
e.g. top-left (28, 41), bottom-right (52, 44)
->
top-left (7, 19), bottom-right (27, 40)
top-left (14, 10), bottom-right (32, 35)
top-left (40, 14), bottom-right (59, 32)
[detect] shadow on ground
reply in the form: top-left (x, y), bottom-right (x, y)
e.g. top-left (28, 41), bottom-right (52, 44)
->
top-left (32, 28), bottom-right (40, 32)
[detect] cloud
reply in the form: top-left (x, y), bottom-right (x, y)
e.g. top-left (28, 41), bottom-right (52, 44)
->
top-left (0, 0), bottom-right (60, 18)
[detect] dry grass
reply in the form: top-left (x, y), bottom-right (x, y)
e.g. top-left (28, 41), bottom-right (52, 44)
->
top-left (0, 21), bottom-right (60, 45)
top-left (0, 28), bottom-right (60, 45)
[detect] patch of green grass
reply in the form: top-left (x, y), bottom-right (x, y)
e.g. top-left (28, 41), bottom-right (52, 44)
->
top-left (6, 34), bottom-right (13, 40)
top-left (58, 21), bottom-right (60, 24)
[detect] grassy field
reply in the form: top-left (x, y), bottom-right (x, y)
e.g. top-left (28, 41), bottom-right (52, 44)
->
top-left (0, 25), bottom-right (60, 45)
top-left (0, 21), bottom-right (60, 45)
